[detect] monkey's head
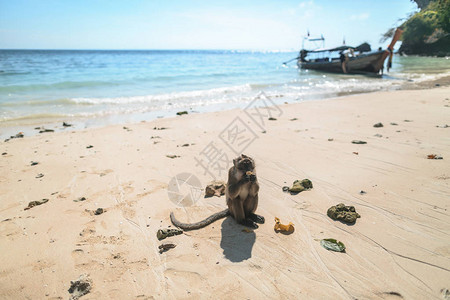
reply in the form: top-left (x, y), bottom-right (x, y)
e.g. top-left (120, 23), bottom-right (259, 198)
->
top-left (233, 154), bottom-right (255, 172)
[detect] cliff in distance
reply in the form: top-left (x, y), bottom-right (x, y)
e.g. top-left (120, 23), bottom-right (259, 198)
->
top-left (383, 0), bottom-right (450, 56)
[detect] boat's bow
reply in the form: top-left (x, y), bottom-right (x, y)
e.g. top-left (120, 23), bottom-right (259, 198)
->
top-left (378, 28), bottom-right (404, 72)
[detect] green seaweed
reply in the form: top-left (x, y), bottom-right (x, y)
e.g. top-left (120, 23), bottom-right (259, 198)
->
top-left (320, 238), bottom-right (346, 252)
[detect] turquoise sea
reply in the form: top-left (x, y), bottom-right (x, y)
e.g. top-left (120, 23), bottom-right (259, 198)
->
top-left (1, 50), bottom-right (449, 137)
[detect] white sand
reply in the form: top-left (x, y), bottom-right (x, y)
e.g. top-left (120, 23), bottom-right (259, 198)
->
top-left (1, 87), bottom-right (449, 299)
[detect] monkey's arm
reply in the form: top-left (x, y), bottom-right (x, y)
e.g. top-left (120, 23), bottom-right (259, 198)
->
top-left (227, 168), bottom-right (249, 199)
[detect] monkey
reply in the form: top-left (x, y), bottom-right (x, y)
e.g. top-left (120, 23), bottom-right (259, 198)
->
top-left (225, 154), bottom-right (265, 228)
top-left (170, 154), bottom-right (265, 230)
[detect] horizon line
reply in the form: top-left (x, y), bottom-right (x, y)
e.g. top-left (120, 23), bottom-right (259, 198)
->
top-left (0, 48), bottom-right (298, 52)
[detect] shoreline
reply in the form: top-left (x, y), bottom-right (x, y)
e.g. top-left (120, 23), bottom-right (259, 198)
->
top-left (1, 86), bottom-right (449, 299)
top-left (2, 74), bottom-right (449, 141)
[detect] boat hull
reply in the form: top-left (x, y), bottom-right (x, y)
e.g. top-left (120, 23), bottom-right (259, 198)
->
top-left (298, 51), bottom-right (386, 74)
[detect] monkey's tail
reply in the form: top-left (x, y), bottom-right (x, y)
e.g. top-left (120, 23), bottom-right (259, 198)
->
top-left (170, 209), bottom-right (230, 231)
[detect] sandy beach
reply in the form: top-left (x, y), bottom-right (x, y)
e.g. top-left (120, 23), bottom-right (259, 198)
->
top-left (1, 86), bottom-right (449, 299)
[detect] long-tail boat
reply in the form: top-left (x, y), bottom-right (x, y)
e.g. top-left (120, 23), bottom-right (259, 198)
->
top-left (296, 28), bottom-right (403, 74)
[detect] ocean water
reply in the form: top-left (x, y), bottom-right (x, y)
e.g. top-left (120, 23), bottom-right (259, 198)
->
top-left (1, 50), bottom-right (449, 135)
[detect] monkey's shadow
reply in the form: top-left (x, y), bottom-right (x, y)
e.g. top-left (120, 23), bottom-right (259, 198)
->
top-left (220, 217), bottom-right (256, 262)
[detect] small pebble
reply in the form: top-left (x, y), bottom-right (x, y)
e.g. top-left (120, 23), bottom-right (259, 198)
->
top-left (39, 129), bottom-right (54, 133)
top-left (73, 197), bottom-right (87, 202)
top-left (352, 140), bottom-right (367, 144)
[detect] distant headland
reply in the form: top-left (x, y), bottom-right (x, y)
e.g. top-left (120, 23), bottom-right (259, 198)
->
top-left (382, 0), bottom-right (449, 56)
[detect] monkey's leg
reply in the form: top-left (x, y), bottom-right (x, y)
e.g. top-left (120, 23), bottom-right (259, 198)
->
top-left (241, 218), bottom-right (258, 229)
top-left (244, 194), bottom-right (265, 224)
top-left (233, 198), bottom-right (258, 229)
top-left (248, 213), bottom-right (265, 224)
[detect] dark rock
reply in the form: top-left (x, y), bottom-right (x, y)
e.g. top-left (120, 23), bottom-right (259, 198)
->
top-left (352, 140), bottom-right (367, 144)
top-left (30, 161), bottom-right (39, 166)
top-left (35, 173), bottom-right (44, 178)
top-left (94, 208), bottom-right (104, 215)
top-left (63, 122), bottom-right (72, 127)
top-left (159, 243), bottom-right (176, 254)
top-left (327, 203), bottom-right (360, 224)
top-left (39, 129), bottom-right (54, 133)
top-left (373, 122), bottom-right (383, 128)
top-left (390, 122), bottom-right (398, 126)
top-left (73, 197), bottom-right (87, 202)
top-left (284, 179), bottom-right (313, 194)
top-left (86, 145), bottom-right (93, 149)
top-left (398, 35), bottom-right (450, 57)
top-left (268, 117), bottom-right (277, 121)
top-left (24, 199), bottom-right (49, 210)
top-left (176, 111), bottom-right (188, 116)
top-left (5, 132), bottom-right (24, 142)
top-left (68, 274), bottom-right (92, 300)
top-left (205, 181), bottom-right (226, 197)
top-left (157, 228), bottom-right (183, 240)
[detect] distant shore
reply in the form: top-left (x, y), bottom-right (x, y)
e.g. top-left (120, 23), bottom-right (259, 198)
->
top-left (1, 86), bottom-right (449, 299)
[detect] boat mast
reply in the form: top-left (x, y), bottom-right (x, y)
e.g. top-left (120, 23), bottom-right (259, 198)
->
top-left (302, 31), bottom-right (325, 50)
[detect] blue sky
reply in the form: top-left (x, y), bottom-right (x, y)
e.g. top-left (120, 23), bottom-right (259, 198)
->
top-left (0, 0), bottom-right (417, 50)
